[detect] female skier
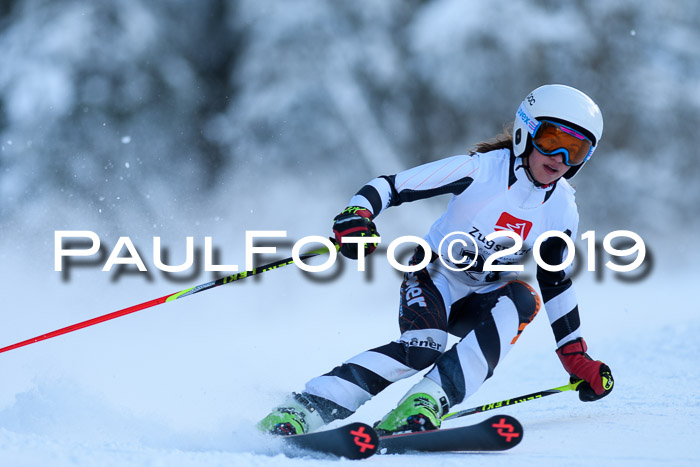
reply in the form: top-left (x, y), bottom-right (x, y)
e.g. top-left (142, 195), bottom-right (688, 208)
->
top-left (259, 84), bottom-right (614, 436)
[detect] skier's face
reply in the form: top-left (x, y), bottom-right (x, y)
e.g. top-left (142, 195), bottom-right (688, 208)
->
top-left (527, 148), bottom-right (568, 185)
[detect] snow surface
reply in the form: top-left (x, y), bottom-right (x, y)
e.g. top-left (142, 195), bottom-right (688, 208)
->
top-left (1, 1), bottom-right (698, 465)
top-left (0, 191), bottom-right (697, 466)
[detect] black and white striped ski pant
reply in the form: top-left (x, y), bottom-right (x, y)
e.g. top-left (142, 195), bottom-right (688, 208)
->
top-left (303, 249), bottom-right (540, 422)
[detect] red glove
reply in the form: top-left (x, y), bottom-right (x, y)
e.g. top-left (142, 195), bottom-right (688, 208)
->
top-left (332, 206), bottom-right (380, 259)
top-left (556, 338), bottom-right (614, 402)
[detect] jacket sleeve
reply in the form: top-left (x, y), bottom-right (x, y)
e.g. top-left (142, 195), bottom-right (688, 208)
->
top-left (347, 154), bottom-right (480, 218)
top-left (536, 223), bottom-right (583, 348)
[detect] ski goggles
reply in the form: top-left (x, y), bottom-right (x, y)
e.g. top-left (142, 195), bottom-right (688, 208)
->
top-left (517, 104), bottom-right (594, 166)
top-left (531, 120), bottom-right (594, 166)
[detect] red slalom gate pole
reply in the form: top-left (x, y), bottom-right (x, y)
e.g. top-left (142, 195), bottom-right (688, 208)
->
top-left (0, 242), bottom-right (337, 354)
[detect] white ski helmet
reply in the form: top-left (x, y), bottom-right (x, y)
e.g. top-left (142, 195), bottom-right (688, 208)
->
top-left (513, 84), bottom-right (603, 179)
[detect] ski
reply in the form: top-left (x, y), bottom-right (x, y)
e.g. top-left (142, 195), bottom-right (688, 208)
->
top-left (280, 422), bottom-right (379, 460)
top-left (377, 414), bottom-right (523, 454)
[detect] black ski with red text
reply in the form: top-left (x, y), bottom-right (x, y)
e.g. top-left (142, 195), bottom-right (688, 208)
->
top-left (377, 415), bottom-right (523, 454)
top-left (280, 422), bottom-right (378, 459)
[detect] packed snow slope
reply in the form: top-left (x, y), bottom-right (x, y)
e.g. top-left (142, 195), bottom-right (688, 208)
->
top-left (0, 190), bottom-right (697, 467)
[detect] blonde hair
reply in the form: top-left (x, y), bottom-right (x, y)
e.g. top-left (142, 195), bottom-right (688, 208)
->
top-left (470, 122), bottom-right (514, 155)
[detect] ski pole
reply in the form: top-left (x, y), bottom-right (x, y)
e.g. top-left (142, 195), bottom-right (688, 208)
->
top-left (0, 240), bottom-right (339, 355)
top-left (441, 380), bottom-right (582, 422)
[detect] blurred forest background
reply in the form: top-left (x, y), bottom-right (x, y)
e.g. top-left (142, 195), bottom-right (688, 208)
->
top-left (1, 0), bottom-right (698, 264)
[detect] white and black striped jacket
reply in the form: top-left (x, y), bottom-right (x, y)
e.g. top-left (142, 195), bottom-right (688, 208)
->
top-left (348, 149), bottom-right (582, 347)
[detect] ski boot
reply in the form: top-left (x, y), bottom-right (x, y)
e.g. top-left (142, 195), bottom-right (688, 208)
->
top-left (258, 393), bottom-right (325, 436)
top-left (374, 378), bottom-right (449, 436)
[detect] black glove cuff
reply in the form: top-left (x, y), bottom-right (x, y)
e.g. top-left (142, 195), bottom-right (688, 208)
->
top-left (557, 337), bottom-right (587, 356)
